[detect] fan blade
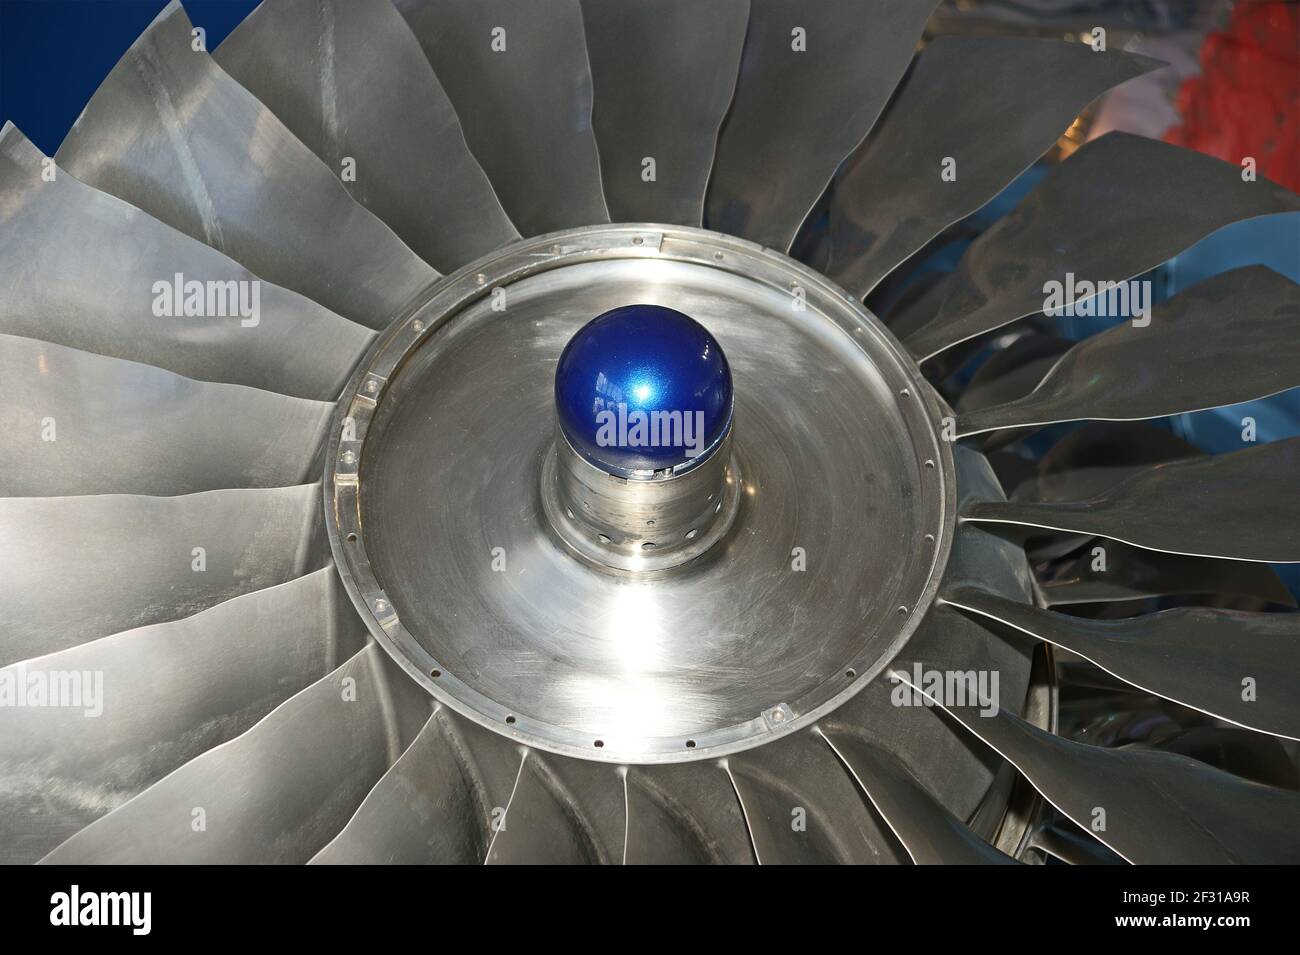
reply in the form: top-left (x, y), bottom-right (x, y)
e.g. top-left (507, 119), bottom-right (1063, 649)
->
top-left (313, 707), bottom-right (523, 864)
top-left (53, 1), bottom-right (436, 328)
top-left (0, 567), bottom-right (365, 864)
top-left (894, 610), bottom-right (1300, 863)
top-left (214, 0), bottom-right (518, 273)
top-left (958, 267), bottom-right (1300, 436)
top-left (904, 133), bottom-right (1300, 360)
top-left (1031, 824), bottom-right (1125, 865)
top-left (1040, 540), bottom-right (1296, 608)
top-left (819, 723), bottom-right (1017, 864)
top-left (965, 438), bottom-right (1300, 562)
top-left (394, 0), bottom-right (608, 236)
top-left (955, 334), bottom-right (1073, 415)
top-left (579, 0), bottom-right (748, 226)
top-left (725, 730), bottom-right (907, 864)
top-left (707, 0), bottom-right (937, 251)
top-left (0, 334), bottom-right (330, 496)
top-left (624, 763), bottom-right (756, 864)
top-left (485, 751), bottom-right (625, 865)
top-left (0, 124), bottom-right (370, 401)
top-left (0, 484), bottom-right (322, 664)
top-left (946, 587), bottom-right (1300, 740)
top-left (826, 37), bottom-right (1160, 298)
top-left (41, 643), bottom-right (429, 863)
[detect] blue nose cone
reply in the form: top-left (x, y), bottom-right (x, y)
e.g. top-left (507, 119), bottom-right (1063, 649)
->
top-left (555, 305), bottom-right (733, 476)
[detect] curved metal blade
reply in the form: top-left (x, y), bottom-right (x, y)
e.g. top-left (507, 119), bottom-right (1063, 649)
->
top-left (958, 267), bottom-right (1300, 436)
top-left (54, 1), bottom-right (436, 328)
top-left (0, 124), bottom-right (371, 401)
top-left (965, 438), bottom-right (1300, 563)
top-left (624, 762), bottom-right (756, 864)
top-left (894, 611), bottom-right (1300, 863)
top-left (0, 484), bottom-right (322, 665)
top-left (707, 0), bottom-right (937, 251)
top-left (313, 706), bottom-right (523, 864)
top-left (725, 730), bottom-right (907, 864)
top-left (819, 723), bottom-right (1018, 864)
top-left (955, 334), bottom-right (1073, 415)
top-left (0, 567), bottom-right (365, 864)
top-left (904, 133), bottom-right (1300, 360)
top-left (947, 587), bottom-right (1300, 740)
top-left (826, 37), bottom-right (1160, 298)
top-left (214, 0), bottom-right (519, 272)
top-left (394, 0), bottom-right (608, 236)
top-left (1040, 540), bottom-right (1297, 608)
top-left (0, 334), bottom-right (330, 496)
top-left (485, 751), bottom-right (625, 864)
top-left (41, 643), bottom-right (430, 864)
top-left (1011, 420), bottom-right (1198, 503)
top-left (579, 0), bottom-right (748, 226)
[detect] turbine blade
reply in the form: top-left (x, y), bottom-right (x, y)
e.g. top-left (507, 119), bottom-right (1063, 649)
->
top-left (579, 0), bottom-right (749, 226)
top-left (707, 0), bottom-right (937, 251)
top-left (485, 751), bottom-right (626, 864)
top-left (958, 267), bottom-right (1300, 436)
top-left (904, 133), bottom-right (1300, 360)
top-left (894, 607), bottom-right (1300, 863)
top-left (827, 37), bottom-right (1160, 298)
top-left (0, 124), bottom-right (371, 401)
top-left (624, 762), bottom-right (756, 864)
top-left (0, 334), bottom-right (330, 496)
top-left (726, 730), bottom-right (908, 864)
top-left (214, 0), bottom-right (519, 272)
top-left (0, 567), bottom-right (365, 864)
top-left (820, 723), bottom-right (1018, 864)
top-left (964, 438), bottom-right (1300, 562)
top-left (313, 707), bottom-right (523, 864)
top-left (0, 484), bottom-right (322, 664)
top-left (41, 644), bottom-right (430, 863)
top-left (54, 1), bottom-right (436, 328)
top-left (946, 587), bottom-right (1300, 740)
top-left (395, 0), bottom-right (609, 236)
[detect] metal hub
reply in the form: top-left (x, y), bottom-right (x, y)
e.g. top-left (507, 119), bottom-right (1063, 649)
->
top-left (326, 225), bottom-right (955, 763)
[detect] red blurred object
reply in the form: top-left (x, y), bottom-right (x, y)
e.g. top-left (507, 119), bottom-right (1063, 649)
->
top-left (1164, 2), bottom-right (1300, 193)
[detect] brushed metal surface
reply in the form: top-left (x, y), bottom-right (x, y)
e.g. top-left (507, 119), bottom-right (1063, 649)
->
top-left (0, 568), bottom-right (366, 864)
top-left (826, 36), bottom-right (1158, 298)
top-left (905, 133), bottom-right (1300, 360)
top-left (0, 485), bottom-right (323, 665)
top-left (42, 643), bottom-right (431, 864)
top-left (957, 266), bottom-right (1300, 436)
top-left (965, 437), bottom-right (1300, 563)
top-left (706, 0), bottom-right (937, 252)
top-left (0, 334), bottom-right (331, 496)
top-left (215, 0), bottom-right (519, 272)
top-left (0, 124), bottom-right (371, 401)
top-left (329, 226), bottom-right (953, 763)
top-left (579, 0), bottom-right (749, 226)
top-left (54, 1), bottom-right (437, 328)
top-left (395, 0), bottom-right (609, 236)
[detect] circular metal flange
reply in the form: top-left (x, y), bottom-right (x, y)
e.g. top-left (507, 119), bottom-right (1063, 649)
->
top-left (325, 224), bottom-right (956, 764)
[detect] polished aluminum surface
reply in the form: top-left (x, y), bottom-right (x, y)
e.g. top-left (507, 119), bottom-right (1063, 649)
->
top-left (826, 37), bottom-right (1157, 299)
top-left (215, 0), bottom-right (520, 273)
top-left (894, 613), bottom-right (1300, 864)
top-left (965, 437), bottom-right (1300, 563)
top-left (580, 0), bottom-right (749, 226)
top-left (706, 0), bottom-right (937, 252)
top-left (0, 568), bottom-right (366, 864)
top-left (0, 334), bottom-right (330, 496)
top-left (958, 266), bottom-right (1300, 436)
top-left (0, 124), bottom-right (371, 401)
top-left (328, 225), bottom-right (954, 763)
top-left (395, 0), bottom-right (609, 236)
top-left (947, 588), bottom-right (1300, 740)
top-left (43, 644), bottom-right (431, 864)
top-left (905, 132), bottom-right (1300, 360)
top-left (54, 1), bottom-right (437, 328)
